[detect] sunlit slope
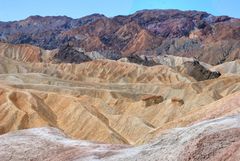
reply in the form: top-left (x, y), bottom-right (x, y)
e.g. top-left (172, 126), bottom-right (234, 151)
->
top-left (1, 50), bottom-right (240, 145)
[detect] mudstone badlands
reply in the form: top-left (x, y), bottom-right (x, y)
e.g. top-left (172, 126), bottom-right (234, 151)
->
top-left (0, 10), bottom-right (240, 161)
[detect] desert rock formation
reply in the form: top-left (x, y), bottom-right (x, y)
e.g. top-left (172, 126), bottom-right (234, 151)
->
top-left (1, 42), bottom-right (240, 147)
top-left (0, 10), bottom-right (240, 65)
top-left (0, 115), bottom-right (240, 161)
top-left (0, 9), bottom-right (240, 160)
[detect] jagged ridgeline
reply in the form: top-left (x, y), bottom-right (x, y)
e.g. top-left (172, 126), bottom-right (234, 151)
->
top-left (0, 9), bottom-right (240, 161)
top-left (0, 10), bottom-right (240, 65)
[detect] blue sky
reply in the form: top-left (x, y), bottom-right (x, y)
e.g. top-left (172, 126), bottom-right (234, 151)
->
top-left (0, 0), bottom-right (239, 21)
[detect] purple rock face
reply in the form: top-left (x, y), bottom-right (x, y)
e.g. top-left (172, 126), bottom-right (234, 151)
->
top-left (0, 9), bottom-right (240, 65)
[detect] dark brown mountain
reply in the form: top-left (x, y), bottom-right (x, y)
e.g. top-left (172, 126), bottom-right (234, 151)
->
top-left (0, 9), bottom-right (239, 65)
top-left (179, 60), bottom-right (221, 81)
top-left (53, 44), bottom-right (92, 64)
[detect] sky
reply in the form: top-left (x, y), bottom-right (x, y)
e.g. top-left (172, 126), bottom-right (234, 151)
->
top-left (0, 0), bottom-right (239, 21)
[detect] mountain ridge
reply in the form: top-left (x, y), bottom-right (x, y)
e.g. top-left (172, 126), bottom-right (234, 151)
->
top-left (0, 9), bottom-right (240, 161)
top-left (1, 9), bottom-right (239, 65)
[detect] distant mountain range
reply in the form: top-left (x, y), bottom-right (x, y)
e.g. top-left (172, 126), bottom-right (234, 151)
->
top-left (1, 9), bottom-right (240, 161)
top-left (0, 9), bottom-right (240, 65)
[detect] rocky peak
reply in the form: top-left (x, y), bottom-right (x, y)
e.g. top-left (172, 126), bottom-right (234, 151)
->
top-left (53, 44), bottom-right (91, 63)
